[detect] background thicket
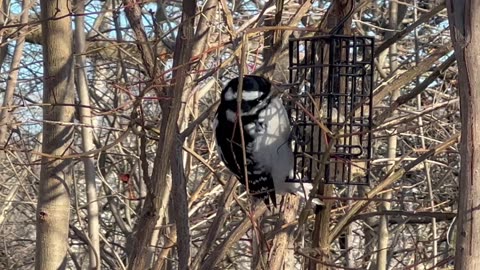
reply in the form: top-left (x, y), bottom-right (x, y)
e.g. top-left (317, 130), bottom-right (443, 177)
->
top-left (0, 0), bottom-right (464, 269)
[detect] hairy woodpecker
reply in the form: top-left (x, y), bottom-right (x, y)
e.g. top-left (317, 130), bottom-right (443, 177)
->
top-left (214, 75), bottom-right (310, 206)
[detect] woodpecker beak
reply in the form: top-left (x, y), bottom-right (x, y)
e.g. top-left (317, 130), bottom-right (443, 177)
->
top-left (270, 83), bottom-right (292, 98)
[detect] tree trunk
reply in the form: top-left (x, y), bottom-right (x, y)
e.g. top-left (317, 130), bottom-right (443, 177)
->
top-left (123, 0), bottom-right (196, 268)
top-left (35, 0), bottom-right (74, 269)
top-left (0, 0), bottom-right (8, 67)
top-left (0, 0), bottom-right (29, 154)
top-left (446, 0), bottom-right (480, 268)
top-left (310, 1), bottom-right (353, 269)
top-left (269, 195), bottom-right (300, 270)
top-left (74, 0), bottom-right (101, 268)
top-left (377, 1), bottom-right (399, 269)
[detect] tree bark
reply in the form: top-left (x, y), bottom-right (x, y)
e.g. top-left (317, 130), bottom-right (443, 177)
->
top-left (377, 2), bottom-right (399, 269)
top-left (123, 0), bottom-right (196, 268)
top-left (310, 1), bottom-right (353, 269)
top-left (446, 0), bottom-right (480, 268)
top-left (74, 0), bottom-right (101, 268)
top-left (35, 0), bottom-right (75, 269)
top-left (0, 0), bottom-right (29, 154)
top-left (0, 0), bottom-right (8, 67)
top-left (269, 195), bottom-right (300, 270)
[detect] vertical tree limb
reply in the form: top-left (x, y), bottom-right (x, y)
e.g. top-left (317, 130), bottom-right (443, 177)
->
top-left (310, 1), bottom-right (353, 269)
top-left (446, 0), bottom-right (480, 268)
top-left (123, 0), bottom-right (196, 268)
top-left (74, 0), bottom-right (101, 268)
top-left (171, 133), bottom-right (191, 270)
top-left (0, 0), bottom-right (29, 154)
top-left (377, 1), bottom-right (399, 269)
top-left (269, 194), bottom-right (300, 270)
top-left (35, 0), bottom-right (75, 269)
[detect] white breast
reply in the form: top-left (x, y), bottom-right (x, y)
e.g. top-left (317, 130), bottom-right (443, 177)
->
top-left (250, 98), bottom-right (312, 197)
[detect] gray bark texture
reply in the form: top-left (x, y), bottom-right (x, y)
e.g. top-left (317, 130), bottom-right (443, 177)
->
top-left (35, 0), bottom-right (75, 269)
top-left (447, 0), bottom-right (480, 268)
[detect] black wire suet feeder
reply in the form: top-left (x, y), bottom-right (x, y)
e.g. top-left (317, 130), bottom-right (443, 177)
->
top-left (286, 35), bottom-right (374, 185)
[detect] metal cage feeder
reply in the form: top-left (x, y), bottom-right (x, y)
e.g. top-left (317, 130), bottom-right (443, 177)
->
top-left (286, 35), bottom-right (374, 185)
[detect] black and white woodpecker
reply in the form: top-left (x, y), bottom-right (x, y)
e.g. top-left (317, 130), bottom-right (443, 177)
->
top-left (213, 75), bottom-right (311, 206)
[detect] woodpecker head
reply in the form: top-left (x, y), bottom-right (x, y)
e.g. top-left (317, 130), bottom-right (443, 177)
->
top-left (219, 75), bottom-right (273, 115)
